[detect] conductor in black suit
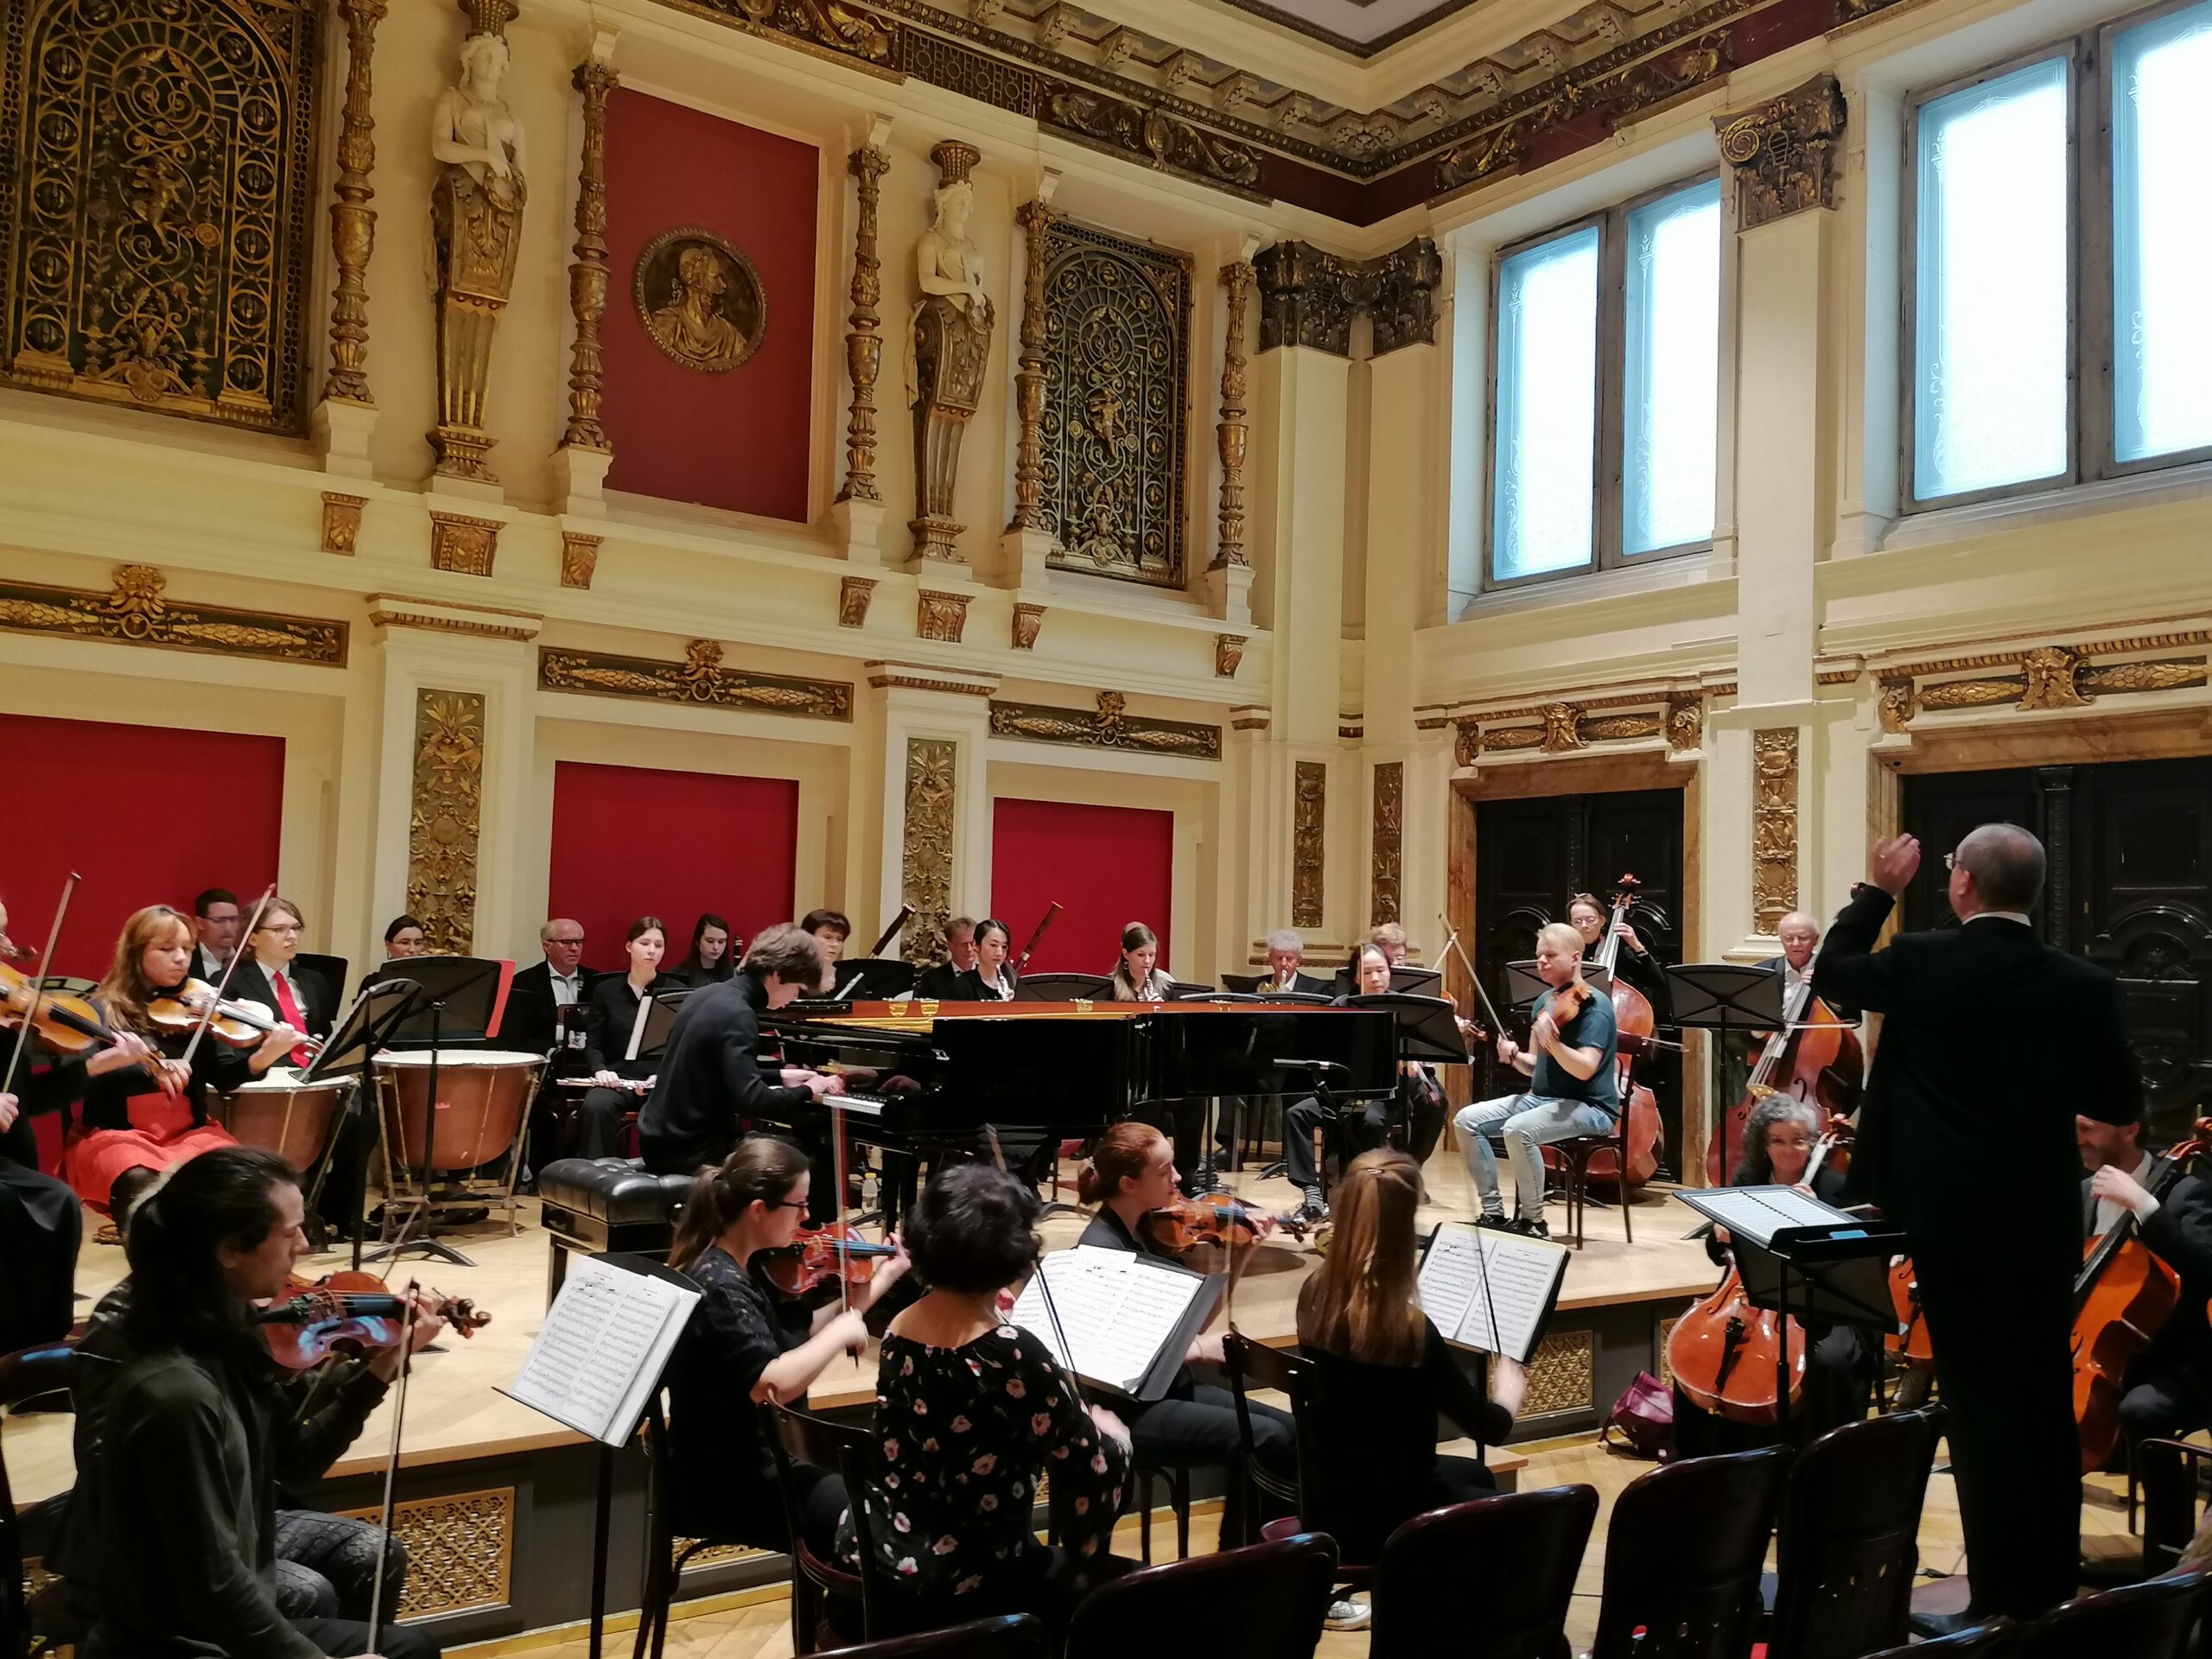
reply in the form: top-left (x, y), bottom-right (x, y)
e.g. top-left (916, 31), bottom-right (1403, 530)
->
top-left (639, 925), bottom-right (842, 1192)
top-left (1815, 823), bottom-right (2139, 1626)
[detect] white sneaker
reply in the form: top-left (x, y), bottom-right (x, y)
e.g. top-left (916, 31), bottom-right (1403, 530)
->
top-left (1324, 1596), bottom-right (1372, 1630)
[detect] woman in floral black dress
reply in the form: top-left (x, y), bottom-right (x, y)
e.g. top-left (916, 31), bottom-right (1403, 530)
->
top-left (844, 1163), bottom-right (1134, 1636)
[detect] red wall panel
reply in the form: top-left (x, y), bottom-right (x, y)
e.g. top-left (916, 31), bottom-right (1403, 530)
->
top-left (601, 91), bottom-right (818, 522)
top-left (0, 715), bottom-right (286, 1171)
top-left (989, 798), bottom-right (1175, 976)
top-left (547, 762), bottom-right (800, 974)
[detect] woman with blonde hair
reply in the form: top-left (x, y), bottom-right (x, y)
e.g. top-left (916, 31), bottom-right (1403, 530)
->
top-left (63, 904), bottom-right (302, 1205)
top-left (1294, 1148), bottom-right (1527, 1622)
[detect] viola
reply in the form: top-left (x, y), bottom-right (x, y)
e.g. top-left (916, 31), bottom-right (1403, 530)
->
top-left (255, 1269), bottom-right (490, 1370)
top-left (762, 1223), bottom-right (900, 1300)
top-left (1141, 1196), bottom-right (1307, 1255)
top-left (145, 978), bottom-right (321, 1056)
top-left (2071, 1128), bottom-right (2209, 1473)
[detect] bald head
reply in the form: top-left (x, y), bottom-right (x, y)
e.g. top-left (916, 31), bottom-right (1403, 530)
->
top-left (1777, 912), bottom-right (1819, 969)
top-left (1952, 823), bottom-right (2045, 917)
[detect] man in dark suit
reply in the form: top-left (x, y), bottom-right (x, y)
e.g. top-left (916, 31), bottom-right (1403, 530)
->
top-left (639, 924), bottom-right (840, 1202)
top-left (227, 899), bottom-right (334, 1052)
top-left (1215, 930), bottom-right (1331, 1174)
top-left (502, 918), bottom-right (594, 1069)
top-left (189, 887), bottom-right (242, 984)
top-left (1815, 824), bottom-right (2139, 1626)
top-left (2079, 1111), bottom-right (2212, 1451)
top-left (912, 916), bottom-right (977, 1001)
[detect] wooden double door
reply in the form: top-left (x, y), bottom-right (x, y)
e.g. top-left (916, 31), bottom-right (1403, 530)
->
top-left (1901, 757), bottom-right (2212, 1144)
top-left (1473, 788), bottom-right (1686, 1176)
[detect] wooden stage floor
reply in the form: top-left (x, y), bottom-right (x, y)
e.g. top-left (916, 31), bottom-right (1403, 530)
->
top-left (5, 1147), bottom-right (1716, 1506)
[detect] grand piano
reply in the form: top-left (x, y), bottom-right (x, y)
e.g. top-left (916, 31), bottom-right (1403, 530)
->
top-left (758, 997), bottom-right (1399, 1213)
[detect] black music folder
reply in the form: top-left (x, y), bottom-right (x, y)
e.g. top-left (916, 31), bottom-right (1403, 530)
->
top-left (1417, 1222), bottom-right (1570, 1365)
top-left (1009, 1246), bottom-right (1224, 1402)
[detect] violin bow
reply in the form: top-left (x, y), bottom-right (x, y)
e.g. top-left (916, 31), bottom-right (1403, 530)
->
top-left (1437, 912), bottom-right (1508, 1039)
top-left (1012, 902), bottom-right (1062, 976)
top-left (363, 1281), bottom-right (422, 1645)
top-left (1, 870), bottom-right (77, 1100)
top-left (177, 882), bottom-right (278, 1071)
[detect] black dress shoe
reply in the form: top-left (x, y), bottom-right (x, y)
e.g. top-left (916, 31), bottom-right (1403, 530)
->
top-left (1908, 1609), bottom-right (1984, 1639)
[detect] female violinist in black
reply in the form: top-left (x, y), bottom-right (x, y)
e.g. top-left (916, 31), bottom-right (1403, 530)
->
top-left (575, 916), bottom-right (683, 1159)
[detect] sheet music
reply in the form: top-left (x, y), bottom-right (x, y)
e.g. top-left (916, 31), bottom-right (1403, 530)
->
top-left (501, 1255), bottom-right (699, 1446)
top-left (1416, 1224), bottom-right (1571, 1365)
top-left (1009, 1246), bottom-right (1208, 1394)
top-left (624, 995), bottom-right (652, 1064)
top-left (1684, 1185), bottom-right (1852, 1248)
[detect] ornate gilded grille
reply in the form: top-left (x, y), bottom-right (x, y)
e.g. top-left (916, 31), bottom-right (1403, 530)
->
top-left (0, 0), bottom-right (319, 432)
top-left (1041, 218), bottom-right (1190, 589)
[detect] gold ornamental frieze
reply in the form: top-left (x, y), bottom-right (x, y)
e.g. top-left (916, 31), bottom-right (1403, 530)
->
top-left (1751, 728), bottom-right (1799, 936)
top-left (539, 639), bottom-right (852, 720)
top-left (634, 226), bottom-right (766, 373)
top-left (1853, 622), bottom-right (2212, 735)
top-left (988, 690), bottom-right (1220, 760)
top-left (1370, 760), bottom-right (1403, 928)
top-left (1450, 684), bottom-right (1719, 767)
top-left (901, 736), bottom-right (957, 967)
top-left (0, 0), bottom-right (321, 432)
top-left (0, 564), bottom-right (345, 665)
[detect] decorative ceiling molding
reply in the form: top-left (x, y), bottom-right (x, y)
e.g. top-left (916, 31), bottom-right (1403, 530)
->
top-left (0, 563), bottom-right (347, 666)
top-left (1211, 0), bottom-right (1488, 59)
top-left (1255, 236), bottom-right (1441, 356)
top-left (989, 689), bottom-right (1223, 758)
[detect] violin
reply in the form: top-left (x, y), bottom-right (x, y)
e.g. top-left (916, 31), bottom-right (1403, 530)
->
top-left (0, 960), bottom-right (120, 1058)
top-left (145, 978), bottom-right (321, 1057)
top-left (255, 1269), bottom-right (490, 1370)
top-left (1141, 1196), bottom-right (1307, 1255)
top-left (762, 1223), bottom-right (900, 1301)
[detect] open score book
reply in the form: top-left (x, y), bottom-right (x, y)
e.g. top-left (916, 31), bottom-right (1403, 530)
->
top-left (1415, 1223), bottom-right (1571, 1366)
top-left (1009, 1245), bottom-right (1225, 1401)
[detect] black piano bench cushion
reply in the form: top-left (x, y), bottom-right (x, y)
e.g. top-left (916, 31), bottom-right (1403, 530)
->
top-left (537, 1157), bottom-right (693, 1227)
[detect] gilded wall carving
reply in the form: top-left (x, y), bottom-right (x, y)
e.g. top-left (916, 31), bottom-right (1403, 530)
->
top-left (540, 640), bottom-right (853, 719)
top-left (1713, 76), bottom-right (1847, 231)
top-left (0, 563), bottom-right (345, 664)
top-left (840, 142), bottom-right (889, 501)
top-left (561, 55), bottom-right (616, 448)
top-left (902, 738), bottom-right (957, 968)
top-left (409, 690), bottom-right (485, 955)
top-left (1452, 686), bottom-right (1721, 766)
top-left (324, 0), bottom-right (387, 406)
top-left (1040, 86), bottom-right (1263, 194)
top-left (635, 226), bottom-right (765, 372)
top-left (1215, 634), bottom-right (1245, 677)
top-left (1751, 728), bottom-right (1799, 935)
top-left (1253, 238), bottom-right (1442, 357)
top-left (916, 588), bottom-right (970, 642)
top-left (989, 690), bottom-right (1220, 760)
top-left (909, 140), bottom-right (993, 563)
top-left (321, 494), bottom-right (365, 556)
top-left (1041, 217), bottom-right (1191, 588)
top-left (1011, 601), bottom-right (1045, 650)
top-left (429, 512), bottom-right (499, 577)
top-left (338, 1487), bottom-right (511, 1618)
top-left (838, 575), bottom-right (877, 627)
top-left (1865, 626), bottom-right (2212, 734)
top-left (1370, 761), bottom-right (1402, 927)
top-left (1292, 760), bottom-right (1325, 930)
top-left (558, 531), bottom-right (600, 589)
top-left (1212, 260), bottom-right (1254, 570)
top-left (0, 0), bottom-right (321, 431)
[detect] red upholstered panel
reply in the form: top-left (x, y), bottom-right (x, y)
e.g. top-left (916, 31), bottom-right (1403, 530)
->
top-left (0, 714), bottom-right (285, 1171)
top-left (547, 762), bottom-right (800, 974)
top-left (989, 798), bottom-right (1174, 976)
top-left (601, 91), bottom-right (818, 522)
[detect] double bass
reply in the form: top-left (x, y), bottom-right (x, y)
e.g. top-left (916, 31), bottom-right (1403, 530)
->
top-left (1557, 878), bottom-right (1662, 1190)
top-left (1707, 942), bottom-right (1862, 1186)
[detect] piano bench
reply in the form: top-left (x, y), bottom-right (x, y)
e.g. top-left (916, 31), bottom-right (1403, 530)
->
top-left (537, 1156), bottom-right (694, 1299)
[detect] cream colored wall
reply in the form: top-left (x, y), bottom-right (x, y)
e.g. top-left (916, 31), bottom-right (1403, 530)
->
top-left (3, 0), bottom-right (2207, 1053)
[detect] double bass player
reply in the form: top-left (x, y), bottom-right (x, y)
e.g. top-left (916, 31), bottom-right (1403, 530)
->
top-left (1815, 825), bottom-right (2138, 1630)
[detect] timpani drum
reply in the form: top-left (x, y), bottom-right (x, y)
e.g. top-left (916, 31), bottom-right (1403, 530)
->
top-left (213, 1069), bottom-right (347, 1174)
top-left (374, 1049), bottom-right (543, 1176)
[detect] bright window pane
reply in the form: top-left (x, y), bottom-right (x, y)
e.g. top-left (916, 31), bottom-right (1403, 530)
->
top-left (1624, 180), bottom-right (1720, 554)
top-left (2113, 2), bottom-right (2212, 462)
top-left (1491, 226), bottom-right (1599, 580)
top-left (1913, 59), bottom-right (2070, 499)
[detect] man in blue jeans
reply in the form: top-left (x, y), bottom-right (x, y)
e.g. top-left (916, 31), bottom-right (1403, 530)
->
top-left (1452, 921), bottom-right (1618, 1239)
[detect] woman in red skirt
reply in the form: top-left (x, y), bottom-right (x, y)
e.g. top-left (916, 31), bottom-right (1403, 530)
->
top-left (63, 905), bottom-right (304, 1206)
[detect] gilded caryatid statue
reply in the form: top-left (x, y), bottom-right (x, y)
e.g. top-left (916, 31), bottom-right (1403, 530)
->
top-left (429, 0), bottom-right (527, 482)
top-left (907, 141), bottom-right (995, 563)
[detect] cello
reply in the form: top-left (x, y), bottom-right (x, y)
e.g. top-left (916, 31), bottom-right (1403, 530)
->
top-left (1707, 940), bottom-right (1863, 1186)
top-left (1554, 878), bottom-right (1662, 1190)
top-left (2071, 1126), bottom-right (2209, 1474)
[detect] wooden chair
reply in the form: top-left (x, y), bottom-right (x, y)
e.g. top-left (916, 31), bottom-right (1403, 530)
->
top-left (1, 1342), bottom-right (83, 1659)
top-left (1764, 1407), bottom-right (1945, 1658)
top-left (1224, 1333), bottom-right (1309, 1555)
top-left (1589, 1446), bottom-right (1789, 1659)
top-left (1547, 1116), bottom-right (1636, 1246)
top-left (810, 1614), bottom-right (1047, 1659)
top-left (1369, 1485), bottom-right (1599, 1659)
top-left (2139, 1436), bottom-right (2212, 1576)
top-left (1861, 1617), bottom-right (2020, 1658)
top-left (2017, 1571), bottom-right (2209, 1659)
top-left (766, 1403), bottom-right (869, 1656)
top-left (1064, 1534), bottom-right (1338, 1659)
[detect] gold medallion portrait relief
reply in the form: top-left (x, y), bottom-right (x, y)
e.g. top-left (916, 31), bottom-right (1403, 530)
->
top-left (633, 227), bottom-right (766, 372)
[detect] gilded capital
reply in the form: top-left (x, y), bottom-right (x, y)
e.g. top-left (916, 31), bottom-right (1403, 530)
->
top-left (1713, 76), bottom-right (1847, 230)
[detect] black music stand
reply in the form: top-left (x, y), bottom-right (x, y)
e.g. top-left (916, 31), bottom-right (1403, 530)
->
top-left (1329, 963), bottom-right (1446, 997)
top-left (1347, 992), bottom-right (1472, 1065)
top-left (1675, 1185), bottom-right (1904, 1444)
top-left (302, 979), bottom-right (424, 1271)
top-left (1015, 972), bottom-right (1114, 1001)
top-left (362, 956), bottom-right (511, 1268)
top-left (1503, 959), bottom-right (1614, 1011)
top-left (1666, 963), bottom-right (1787, 1179)
top-left (1220, 973), bottom-right (1263, 994)
top-left (830, 958), bottom-right (917, 1001)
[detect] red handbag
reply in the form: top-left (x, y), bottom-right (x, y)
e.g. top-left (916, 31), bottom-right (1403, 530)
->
top-left (1601, 1370), bottom-right (1675, 1461)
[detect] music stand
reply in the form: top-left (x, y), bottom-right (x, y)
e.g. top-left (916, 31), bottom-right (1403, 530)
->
top-left (363, 957), bottom-right (512, 1267)
top-left (1165, 979), bottom-right (1215, 1000)
top-left (1220, 973), bottom-right (1264, 995)
top-left (1329, 964), bottom-right (1446, 997)
top-left (1347, 992), bottom-right (1471, 1065)
top-left (1675, 1185), bottom-right (1905, 1444)
top-left (301, 979), bottom-right (424, 1272)
top-left (1503, 959), bottom-right (1614, 1011)
top-left (1015, 972), bottom-right (1114, 1002)
top-left (1665, 963), bottom-right (1787, 1180)
top-left (830, 958), bottom-right (917, 1001)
